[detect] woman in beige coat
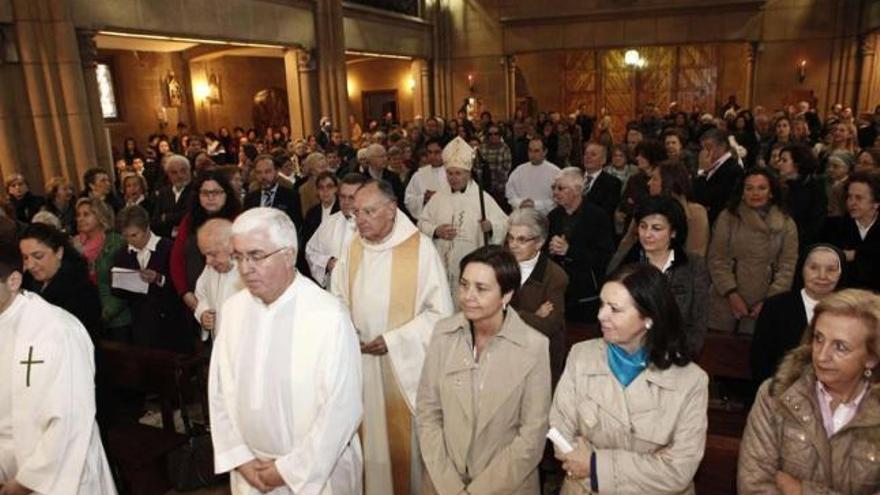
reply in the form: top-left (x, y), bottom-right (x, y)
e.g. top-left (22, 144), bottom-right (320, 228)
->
top-left (707, 168), bottom-right (799, 333)
top-left (738, 289), bottom-right (880, 494)
top-left (550, 263), bottom-right (708, 494)
top-left (417, 245), bottom-right (551, 495)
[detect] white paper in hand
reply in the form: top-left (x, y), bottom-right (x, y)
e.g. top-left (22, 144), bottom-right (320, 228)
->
top-left (547, 427), bottom-right (574, 454)
top-left (111, 267), bottom-right (149, 294)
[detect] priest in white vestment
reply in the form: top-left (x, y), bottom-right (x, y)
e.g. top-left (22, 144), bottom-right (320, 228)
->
top-left (331, 180), bottom-right (453, 495)
top-left (418, 137), bottom-right (508, 303)
top-left (0, 252), bottom-right (116, 495)
top-left (209, 207), bottom-right (363, 495)
top-left (305, 173), bottom-right (367, 288)
top-left (194, 218), bottom-right (244, 340)
top-left (505, 137), bottom-right (561, 216)
top-left (403, 139), bottom-right (450, 219)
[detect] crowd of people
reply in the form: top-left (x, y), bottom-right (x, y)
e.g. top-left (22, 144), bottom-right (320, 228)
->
top-left (1, 96), bottom-right (880, 495)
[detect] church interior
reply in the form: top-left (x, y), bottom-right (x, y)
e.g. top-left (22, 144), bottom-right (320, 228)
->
top-left (2, 0), bottom-right (880, 494)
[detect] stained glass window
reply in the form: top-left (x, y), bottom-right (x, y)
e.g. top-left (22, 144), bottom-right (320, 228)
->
top-left (95, 63), bottom-right (119, 120)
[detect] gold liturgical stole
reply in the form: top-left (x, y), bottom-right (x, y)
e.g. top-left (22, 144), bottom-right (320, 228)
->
top-left (348, 231), bottom-right (420, 494)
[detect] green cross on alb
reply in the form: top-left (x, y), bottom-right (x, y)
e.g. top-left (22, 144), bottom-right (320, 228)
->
top-left (19, 346), bottom-right (44, 387)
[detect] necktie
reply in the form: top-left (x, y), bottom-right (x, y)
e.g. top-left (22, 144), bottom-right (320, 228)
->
top-left (584, 174), bottom-right (594, 194)
top-left (262, 188), bottom-right (274, 207)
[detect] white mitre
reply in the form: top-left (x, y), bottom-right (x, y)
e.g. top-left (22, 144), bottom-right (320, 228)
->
top-left (442, 136), bottom-right (474, 171)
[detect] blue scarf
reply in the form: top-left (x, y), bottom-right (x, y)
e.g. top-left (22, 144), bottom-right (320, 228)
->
top-left (607, 343), bottom-right (648, 387)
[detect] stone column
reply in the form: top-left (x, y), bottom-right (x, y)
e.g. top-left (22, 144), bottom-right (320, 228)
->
top-left (431, 0), bottom-right (453, 118)
top-left (314, 0), bottom-right (348, 136)
top-left (12, 0), bottom-right (100, 187)
top-left (284, 48), bottom-right (305, 140)
top-left (856, 36), bottom-right (876, 115)
top-left (411, 58), bottom-right (432, 119)
top-left (420, 59), bottom-right (432, 117)
top-left (0, 24), bottom-right (24, 179)
top-left (505, 55), bottom-right (517, 119)
top-left (746, 42), bottom-right (757, 108)
top-left (77, 29), bottom-right (112, 170)
top-left (297, 49), bottom-right (319, 137)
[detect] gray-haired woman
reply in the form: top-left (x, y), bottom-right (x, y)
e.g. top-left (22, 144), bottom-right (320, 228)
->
top-left (506, 207), bottom-right (569, 387)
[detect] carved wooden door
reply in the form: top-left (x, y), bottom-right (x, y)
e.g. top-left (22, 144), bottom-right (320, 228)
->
top-left (676, 45), bottom-right (718, 116)
top-left (562, 51), bottom-right (598, 118)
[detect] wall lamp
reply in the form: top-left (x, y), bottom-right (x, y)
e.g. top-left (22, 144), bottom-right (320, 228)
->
top-left (797, 59), bottom-right (807, 83)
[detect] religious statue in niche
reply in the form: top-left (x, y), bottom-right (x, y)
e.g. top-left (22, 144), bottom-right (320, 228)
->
top-left (164, 70), bottom-right (183, 108)
top-left (252, 87), bottom-right (290, 131)
top-left (208, 72), bottom-right (222, 104)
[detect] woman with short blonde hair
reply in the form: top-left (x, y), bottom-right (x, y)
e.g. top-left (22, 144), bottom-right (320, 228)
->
top-left (739, 289), bottom-right (880, 494)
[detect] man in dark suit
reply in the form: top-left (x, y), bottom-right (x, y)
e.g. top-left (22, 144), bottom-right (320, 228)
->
top-left (548, 167), bottom-right (616, 323)
top-left (363, 143), bottom-right (407, 215)
top-left (150, 154), bottom-right (193, 239)
top-left (302, 171), bottom-right (341, 245)
top-left (581, 141), bottom-right (622, 220)
top-left (243, 154), bottom-right (304, 231)
top-left (693, 128), bottom-right (744, 226)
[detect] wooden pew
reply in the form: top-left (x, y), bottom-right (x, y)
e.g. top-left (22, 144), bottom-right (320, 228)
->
top-left (98, 340), bottom-right (208, 495)
top-left (698, 331), bottom-right (752, 381)
top-left (694, 434), bottom-right (741, 495)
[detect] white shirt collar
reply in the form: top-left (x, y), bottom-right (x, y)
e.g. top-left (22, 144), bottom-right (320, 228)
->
top-left (660, 249), bottom-right (675, 273)
top-left (129, 231), bottom-right (160, 253)
top-left (703, 152), bottom-right (732, 179)
top-left (800, 288), bottom-right (819, 323)
top-left (856, 215), bottom-right (877, 240)
top-left (519, 252), bottom-right (540, 285)
top-left (816, 379), bottom-right (869, 437)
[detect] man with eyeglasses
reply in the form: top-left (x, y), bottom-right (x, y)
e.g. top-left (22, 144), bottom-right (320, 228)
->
top-left (209, 207), bottom-right (363, 495)
top-left (243, 154), bottom-right (304, 232)
top-left (547, 167), bottom-right (615, 323)
top-left (305, 173), bottom-right (367, 288)
top-left (505, 137), bottom-right (561, 216)
top-left (331, 179), bottom-right (453, 495)
top-left (404, 138), bottom-right (450, 219)
top-left (418, 136), bottom-right (508, 303)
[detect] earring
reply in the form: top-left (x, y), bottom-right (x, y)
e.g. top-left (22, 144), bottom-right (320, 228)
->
top-left (866, 368), bottom-right (873, 378)
top-left (645, 319), bottom-right (653, 330)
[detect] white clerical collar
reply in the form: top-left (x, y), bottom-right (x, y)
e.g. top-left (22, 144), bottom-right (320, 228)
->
top-left (129, 231), bottom-right (160, 253)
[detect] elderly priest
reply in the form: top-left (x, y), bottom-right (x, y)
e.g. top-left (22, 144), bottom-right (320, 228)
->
top-left (332, 179), bottom-right (453, 495)
top-left (209, 207), bottom-right (363, 494)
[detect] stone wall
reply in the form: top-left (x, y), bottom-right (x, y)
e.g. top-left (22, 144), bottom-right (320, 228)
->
top-left (188, 56), bottom-right (287, 135)
top-left (70, 0), bottom-right (315, 49)
top-left (346, 57), bottom-right (416, 127)
top-left (100, 49), bottom-right (193, 152)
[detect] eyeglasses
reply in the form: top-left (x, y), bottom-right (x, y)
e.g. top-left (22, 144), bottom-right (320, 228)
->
top-left (199, 188), bottom-right (226, 198)
top-left (231, 246), bottom-right (289, 265)
top-left (506, 234), bottom-right (540, 244)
